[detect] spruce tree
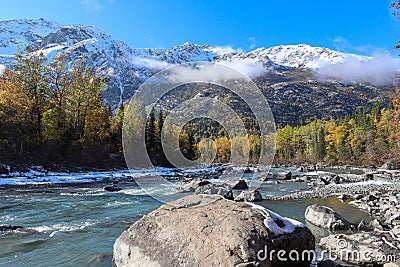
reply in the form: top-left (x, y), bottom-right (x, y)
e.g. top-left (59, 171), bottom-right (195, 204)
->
top-left (316, 128), bottom-right (326, 161)
top-left (146, 107), bottom-right (157, 162)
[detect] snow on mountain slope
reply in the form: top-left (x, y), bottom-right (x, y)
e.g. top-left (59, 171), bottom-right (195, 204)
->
top-left (259, 44), bottom-right (371, 69)
top-left (0, 18), bottom-right (62, 55)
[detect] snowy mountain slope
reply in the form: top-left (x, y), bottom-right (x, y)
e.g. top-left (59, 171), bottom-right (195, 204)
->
top-left (0, 19), bottom-right (393, 124)
top-left (0, 18), bottom-right (62, 55)
top-left (258, 44), bottom-right (371, 69)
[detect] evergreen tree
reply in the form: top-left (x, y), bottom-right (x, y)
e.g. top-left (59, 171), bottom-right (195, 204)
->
top-left (146, 107), bottom-right (157, 162)
top-left (316, 128), bottom-right (326, 161)
top-left (186, 133), bottom-right (197, 160)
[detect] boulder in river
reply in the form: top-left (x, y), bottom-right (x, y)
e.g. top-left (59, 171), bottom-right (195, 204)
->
top-left (216, 187), bottom-right (234, 200)
top-left (259, 171), bottom-right (292, 181)
top-left (0, 224), bottom-right (23, 231)
top-left (177, 178), bottom-right (211, 193)
top-left (304, 204), bottom-right (351, 230)
top-left (113, 195), bottom-right (315, 267)
top-left (234, 190), bottom-right (263, 202)
top-left (222, 178), bottom-right (248, 190)
top-left (103, 185), bottom-right (122, 192)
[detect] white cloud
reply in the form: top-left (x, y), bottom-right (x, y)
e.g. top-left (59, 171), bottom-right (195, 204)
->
top-left (315, 53), bottom-right (400, 85)
top-left (221, 59), bottom-right (265, 79)
top-left (166, 60), bottom-right (266, 84)
top-left (333, 36), bottom-right (351, 52)
top-left (249, 37), bottom-right (256, 50)
top-left (129, 56), bottom-right (174, 70)
top-left (81, 0), bottom-right (104, 13)
top-left (332, 36), bottom-right (386, 55)
top-left (204, 45), bottom-right (237, 55)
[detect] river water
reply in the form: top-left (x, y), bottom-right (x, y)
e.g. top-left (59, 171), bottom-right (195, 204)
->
top-left (0, 168), bottom-right (370, 266)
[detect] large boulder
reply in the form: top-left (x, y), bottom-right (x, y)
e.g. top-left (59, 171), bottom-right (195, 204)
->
top-left (320, 232), bottom-right (400, 266)
top-left (113, 195), bottom-right (315, 267)
top-left (304, 204), bottom-right (351, 230)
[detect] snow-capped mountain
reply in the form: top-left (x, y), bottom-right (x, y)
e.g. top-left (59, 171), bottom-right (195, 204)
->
top-left (0, 19), bottom-right (393, 124)
top-left (0, 18), bottom-right (61, 55)
top-left (255, 44), bottom-right (370, 69)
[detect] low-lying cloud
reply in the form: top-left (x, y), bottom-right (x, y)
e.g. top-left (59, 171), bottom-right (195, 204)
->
top-left (221, 59), bottom-right (266, 79)
top-left (165, 59), bottom-right (266, 84)
top-left (129, 56), bottom-right (174, 70)
top-left (315, 54), bottom-right (400, 85)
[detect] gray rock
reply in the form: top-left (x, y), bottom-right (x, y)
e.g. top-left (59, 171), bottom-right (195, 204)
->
top-left (103, 185), bottom-right (122, 192)
top-left (369, 218), bottom-right (385, 231)
top-left (0, 224), bottom-right (23, 231)
top-left (384, 207), bottom-right (400, 222)
top-left (244, 167), bottom-right (253, 174)
top-left (357, 220), bottom-right (367, 231)
top-left (234, 190), bottom-right (263, 202)
top-left (320, 232), bottom-right (400, 266)
top-left (194, 183), bottom-right (214, 194)
top-left (337, 194), bottom-right (350, 202)
top-left (113, 195), bottom-right (315, 267)
top-left (367, 193), bottom-right (379, 202)
top-left (304, 204), bottom-right (351, 230)
top-left (177, 178), bottom-right (211, 193)
top-left (222, 178), bottom-right (248, 190)
top-left (296, 166), bottom-right (304, 172)
top-left (354, 194), bottom-right (364, 200)
top-left (364, 173), bottom-right (374, 180)
top-left (391, 225), bottom-right (400, 236)
top-left (259, 171), bottom-right (292, 181)
top-left (316, 177), bottom-right (330, 186)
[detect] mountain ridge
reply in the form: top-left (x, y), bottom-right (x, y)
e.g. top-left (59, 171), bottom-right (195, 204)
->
top-left (0, 18), bottom-right (396, 125)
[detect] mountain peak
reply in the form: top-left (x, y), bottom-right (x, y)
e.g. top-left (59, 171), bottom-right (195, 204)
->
top-left (261, 43), bottom-right (369, 68)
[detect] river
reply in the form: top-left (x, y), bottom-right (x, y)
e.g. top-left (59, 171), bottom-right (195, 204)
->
top-left (0, 167), bottom-right (370, 266)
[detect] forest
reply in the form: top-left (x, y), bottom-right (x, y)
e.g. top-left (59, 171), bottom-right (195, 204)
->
top-left (0, 49), bottom-right (399, 168)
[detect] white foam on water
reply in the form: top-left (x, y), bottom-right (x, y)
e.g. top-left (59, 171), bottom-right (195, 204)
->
top-left (105, 201), bottom-right (133, 207)
top-left (31, 220), bottom-right (100, 235)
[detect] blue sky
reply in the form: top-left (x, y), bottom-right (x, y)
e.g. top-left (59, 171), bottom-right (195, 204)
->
top-left (0, 0), bottom-right (399, 55)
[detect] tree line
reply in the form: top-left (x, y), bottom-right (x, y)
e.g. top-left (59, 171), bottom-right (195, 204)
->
top-left (178, 98), bottom-right (400, 167)
top-left (0, 49), bottom-right (121, 167)
top-left (1, 49), bottom-right (399, 168)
